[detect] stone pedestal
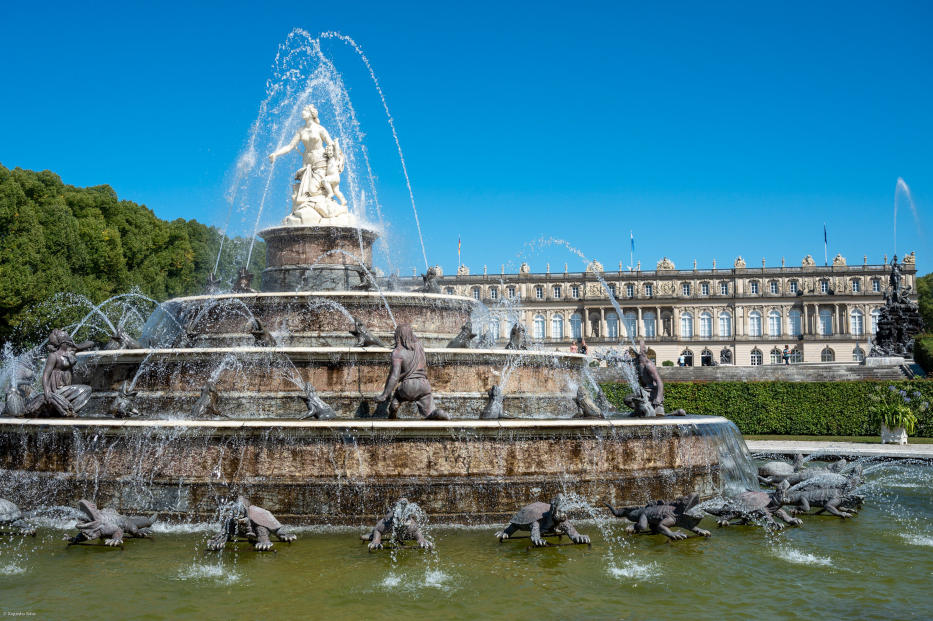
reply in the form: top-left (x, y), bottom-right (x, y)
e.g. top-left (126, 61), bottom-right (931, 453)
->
top-left (259, 225), bottom-right (378, 292)
top-left (864, 356), bottom-right (906, 367)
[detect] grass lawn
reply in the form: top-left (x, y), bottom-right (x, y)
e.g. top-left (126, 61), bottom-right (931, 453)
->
top-left (744, 434), bottom-right (933, 444)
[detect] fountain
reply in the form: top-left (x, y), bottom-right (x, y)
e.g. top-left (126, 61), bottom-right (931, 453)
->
top-left (0, 39), bottom-right (754, 525)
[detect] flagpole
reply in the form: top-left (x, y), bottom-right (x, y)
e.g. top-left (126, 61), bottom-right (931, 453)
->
top-left (823, 223), bottom-right (828, 266)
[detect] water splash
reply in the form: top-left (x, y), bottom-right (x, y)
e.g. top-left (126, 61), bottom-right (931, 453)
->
top-left (894, 177), bottom-right (922, 255)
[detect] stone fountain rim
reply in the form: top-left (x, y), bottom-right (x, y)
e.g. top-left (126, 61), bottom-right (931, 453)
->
top-left (162, 290), bottom-right (475, 304)
top-left (258, 224), bottom-right (381, 237)
top-left (77, 346), bottom-right (588, 361)
top-left (0, 415), bottom-right (729, 429)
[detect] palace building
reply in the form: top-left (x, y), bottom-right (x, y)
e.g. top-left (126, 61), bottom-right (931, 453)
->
top-left (421, 252), bottom-right (918, 367)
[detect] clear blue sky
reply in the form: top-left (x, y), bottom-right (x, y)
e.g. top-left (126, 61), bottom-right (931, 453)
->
top-left (2, 1), bottom-right (931, 275)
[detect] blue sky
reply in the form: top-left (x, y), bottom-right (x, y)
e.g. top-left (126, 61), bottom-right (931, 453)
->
top-left (2, 1), bottom-right (931, 275)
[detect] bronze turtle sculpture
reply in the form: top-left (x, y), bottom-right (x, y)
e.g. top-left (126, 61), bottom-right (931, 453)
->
top-left (702, 481), bottom-right (802, 529)
top-left (361, 498), bottom-right (433, 550)
top-left (206, 496), bottom-right (297, 551)
top-left (67, 500), bottom-right (157, 547)
top-left (0, 498), bottom-right (36, 537)
top-left (496, 495), bottom-right (590, 547)
top-left (606, 493), bottom-right (711, 540)
top-left (757, 454), bottom-right (804, 484)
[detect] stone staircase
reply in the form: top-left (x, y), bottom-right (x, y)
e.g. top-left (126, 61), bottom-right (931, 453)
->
top-left (595, 362), bottom-right (918, 384)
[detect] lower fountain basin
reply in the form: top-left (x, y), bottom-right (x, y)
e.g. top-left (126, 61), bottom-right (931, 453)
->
top-left (0, 416), bottom-right (752, 523)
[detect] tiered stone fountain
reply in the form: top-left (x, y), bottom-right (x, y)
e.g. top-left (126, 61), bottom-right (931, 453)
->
top-left (0, 105), bottom-right (753, 523)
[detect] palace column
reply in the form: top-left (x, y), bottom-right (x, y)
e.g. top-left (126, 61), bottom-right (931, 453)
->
top-left (601, 308), bottom-right (607, 340)
top-left (637, 307), bottom-right (644, 340)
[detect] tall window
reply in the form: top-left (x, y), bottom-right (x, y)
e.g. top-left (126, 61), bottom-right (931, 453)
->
top-left (821, 347), bottom-right (835, 362)
top-left (625, 283), bottom-right (634, 298)
top-left (700, 349), bottom-right (713, 366)
top-left (820, 280), bottom-right (829, 294)
top-left (851, 279), bottom-right (861, 293)
top-left (770, 348), bottom-right (782, 365)
top-left (608, 284), bottom-right (616, 297)
top-left (445, 287), bottom-right (455, 295)
top-left (551, 314), bottom-right (564, 339)
top-left (750, 348), bottom-right (763, 365)
top-left (769, 281), bottom-right (779, 294)
top-left (701, 283), bottom-right (710, 296)
top-left (623, 312), bottom-right (637, 339)
top-left (570, 313), bottom-right (583, 339)
top-left (571, 285), bottom-right (580, 298)
top-left (682, 283), bottom-right (691, 296)
top-left (533, 315), bottom-right (546, 340)
top-left (720, 282), bottom-right (729, 295)
top-left (872, 279), bottom-right (881, 293)
top-left (748, 311), bottom-right (762, 337)
top-left (819, 309), bottom-right (833, 335)
top-left (853, 346), bottom-right (866, 362)
top-left (552, 285), bottom-right (561, 299)
top-left (489, 287), bottom-right (498, 300)
top-left (643, 311), bottom-right (657, 338)
top-left (850, 309), bottom-right (864, 336)
top-left (681, 349), bottom-right (694, 366)
top-left (507, 286), bottom-right (516, 299)
top-left (871, 308), bottom-right (881, 333)
top-left (789, 309), bottom-right (802, 336)
top-left (488, 318), bottom-right (500, 342)
top-left (606, 312), bottom-right (620, 339)
top-left (718, 311), bottom-right (732, 337)
top-left (644, 284), bottom-right (653, 297)
top-left (789, 280), bottom-right (798, 294)
top-left (699, 312), bottom-right (713, 338)
top-left (750, 281), bottom-right (760, 294)
top-left (768, 310), bottom-right (781, 337)
top-left (535, 286), bottom-right (543, 299)
top-left (680, 311), bottom-right (694, 337)
top-left (472, 287), bottom-right (480, 300)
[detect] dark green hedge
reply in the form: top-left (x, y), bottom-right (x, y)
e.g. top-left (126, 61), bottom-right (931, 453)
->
top-left (601, 380), bottom-right (933, 437)
top-left (914, 335), bottom-right (933, 375)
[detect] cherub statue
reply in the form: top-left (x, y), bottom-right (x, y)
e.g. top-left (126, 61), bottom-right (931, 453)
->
top-left (321, 141), bottom-right (347, 207)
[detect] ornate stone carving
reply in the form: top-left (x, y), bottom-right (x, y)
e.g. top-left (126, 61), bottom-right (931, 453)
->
top-left (903, 251), bottom-right (916, 266)
top-left (587, 260), bottom-right (604, 273)
top-left (802, 255), bottom-right (816, 267)
top-left (457, 264), bottom-right (470, 276)
top-left (734, 256), bottom-right (747, 269)
top-left (657, 257), bottom-right (675, 271)
top-left (659, 281), bottom-right (675, 296)
top-left (519, 262), bottom-right (530, 274)
top-left (832, 254), bottom-right (847, 266)
top-left (268, 104), bottom-right (356, 227)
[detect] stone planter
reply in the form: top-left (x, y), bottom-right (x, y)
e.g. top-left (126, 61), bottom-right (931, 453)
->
top-left (881, 424), bottom-right (908, 445)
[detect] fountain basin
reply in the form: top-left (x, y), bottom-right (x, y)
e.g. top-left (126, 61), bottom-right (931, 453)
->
top-left (154, 291), bottom-right (475, 348)
top-left (0, 416), bottom-right (747, 523)
top-left (78, 347), bottom-right (586, 419)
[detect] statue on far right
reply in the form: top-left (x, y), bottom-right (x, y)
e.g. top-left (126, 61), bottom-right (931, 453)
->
top-left (870, 255), bottom-right (923, 358)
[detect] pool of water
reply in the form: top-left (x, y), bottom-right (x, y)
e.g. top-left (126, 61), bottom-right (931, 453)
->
top-left (1, 460), bottom-right (931, 620)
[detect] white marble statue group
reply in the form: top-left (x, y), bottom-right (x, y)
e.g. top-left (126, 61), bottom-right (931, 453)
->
top-left (269, 104), bottom-right (356, 227)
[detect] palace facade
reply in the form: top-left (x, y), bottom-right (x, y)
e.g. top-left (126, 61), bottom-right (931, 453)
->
top-left (423, 252), bottom-right (918, 367)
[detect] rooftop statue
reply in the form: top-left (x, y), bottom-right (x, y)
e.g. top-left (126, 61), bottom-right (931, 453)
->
top-left (268, 104), bottom-right (356, 227)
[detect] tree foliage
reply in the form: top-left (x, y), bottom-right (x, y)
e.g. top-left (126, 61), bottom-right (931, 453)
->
top-left (0, 165), bottom-right (263, 346)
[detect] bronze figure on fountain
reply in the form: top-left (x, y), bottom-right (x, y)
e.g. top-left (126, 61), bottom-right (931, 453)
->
top-left (376, 324), bottom-right (449, 420)
top-left (24, 329), bottom-right (94, 418)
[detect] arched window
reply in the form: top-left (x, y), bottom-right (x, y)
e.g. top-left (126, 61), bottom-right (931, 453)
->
top-left (821, 347), bottom-right (835, 362)
top-left (850, 309), bottom-right (864, 336)
top-left (788, 309), bottom-right (802, 336)
top-left (748, 311), bottom-right (762, 337)
top-left (570, 313), bottom-right (583, 339)
top-left (853, 346), bottom-right (866, 362)
top-left (699, 312), bottom-right (713, 338)
top-left (790, 347), bottom-right (803, 363)
top-left (533, 315), bottom-right (546, 340)
top-left (680, 312), bottom-right (694, 338)
top-left (718, 312), bottom-right (732, 337)
top-left (819, 309), bottom-right (833, 336)
top-left (770, 348), bottom-right (782, 365)
top-left (588, 312), bottom-right (601, 338)
top-left (623, 312), bottom-right (638, 339)
top-left (681, 349), bottom-right (694, 366)
top-left (871, 308), bottom-right (881, 334)
top-left (750, 348), bottom-right (763, 365)
top-left (643, 311), bottom-right (657, 338)
top-left (768, 310), bottom-right (781, 337)
top-left (471, 287), bottom-right (480, 300)
top-left (551, 313), bottom-right (564, 339)
top-left (606, 312), bottom-right (620, 339)
top-left (700, 348), bottom-right (713, 366)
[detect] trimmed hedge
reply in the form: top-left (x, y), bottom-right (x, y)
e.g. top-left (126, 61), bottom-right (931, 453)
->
top-left (914, 335), bottom-right (933, 374)
top-left (601, 380), bottom-right (933, 437)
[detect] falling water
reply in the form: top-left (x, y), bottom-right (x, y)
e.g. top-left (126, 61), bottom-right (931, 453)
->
top-left (894, 177), bottom-right (921, 255)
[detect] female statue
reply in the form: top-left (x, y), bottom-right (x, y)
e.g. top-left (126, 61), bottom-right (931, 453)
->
top-left (27, 329), bottom-right (94, 417)
top-left (376, 325), bottom-right (449, 420)
top-left (268, 104), bottom-right (337, 214)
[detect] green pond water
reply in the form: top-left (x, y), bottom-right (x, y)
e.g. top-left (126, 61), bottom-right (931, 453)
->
top-left (1, 460), bottom-right (931, 620)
